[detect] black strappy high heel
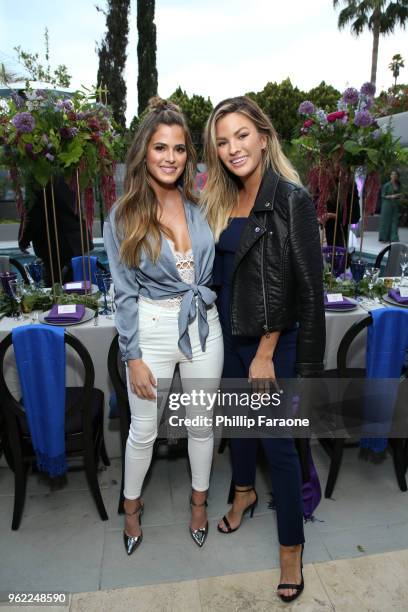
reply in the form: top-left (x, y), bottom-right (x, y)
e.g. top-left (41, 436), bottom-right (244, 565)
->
top-left (217, 486), bottom-right (258, 534)
top-left (277, 543), bottom-right (304, 603)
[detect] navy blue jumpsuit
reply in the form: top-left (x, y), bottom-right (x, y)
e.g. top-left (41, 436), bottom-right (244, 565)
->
top-left (215, 218), bottom-right (304, 546)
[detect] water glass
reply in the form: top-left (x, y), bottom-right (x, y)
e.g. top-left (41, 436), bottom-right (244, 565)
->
top-left (400, 250), bottom-right (408, 286)
top-left (9, 279), bottom-right (25, 321)
top-left (27, 261), bottom-right (44, 289)
top-left (0, 272), bottom-right (17, 297)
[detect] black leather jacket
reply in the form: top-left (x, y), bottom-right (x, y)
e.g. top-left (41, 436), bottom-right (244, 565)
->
top-left (229, 167), bottom-right (325, 376)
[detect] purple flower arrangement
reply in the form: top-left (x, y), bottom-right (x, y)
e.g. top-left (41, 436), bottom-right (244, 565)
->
top-left (0, 86), bottom-right (120, 217)
top-left (294, 81), bottom-right (407, 229)
top-left (12, 112), bottom-right (36, 133)
top-left (294, 81), bottom-right (402, 173)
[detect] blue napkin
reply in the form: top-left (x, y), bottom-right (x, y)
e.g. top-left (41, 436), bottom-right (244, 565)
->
top-left (361, 308), bottom-right (408, 453)
top-left (12, 325), bottom-right (67, 476)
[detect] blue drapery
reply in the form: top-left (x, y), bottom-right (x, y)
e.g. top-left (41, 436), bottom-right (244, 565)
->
top-left (361, 308), bottom-right (408, 453)
top-left (12, 325), bottom-right (67, 476)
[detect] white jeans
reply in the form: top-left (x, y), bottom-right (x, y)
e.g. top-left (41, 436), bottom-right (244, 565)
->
top-left (124, 299), bottom-right (224, 499)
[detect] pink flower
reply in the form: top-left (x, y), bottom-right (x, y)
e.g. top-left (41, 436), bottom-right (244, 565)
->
top-left (303, 119), bottom-right (314, 128)
top-left (327, 111), bottom-right (347, 123)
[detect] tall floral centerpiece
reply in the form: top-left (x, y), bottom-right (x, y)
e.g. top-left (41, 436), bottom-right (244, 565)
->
top-left (0, 88), bottom-right (120, 288)
top-left (294, 83), bottom-right (408, 260)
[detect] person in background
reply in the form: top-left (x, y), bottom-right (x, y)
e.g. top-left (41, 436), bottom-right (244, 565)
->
top-left (379, 170), bottom-right (403, 243)
top-left (18, 175), bottom-right (91, 285)
top-left (323, 182), bottom-right (360, 248)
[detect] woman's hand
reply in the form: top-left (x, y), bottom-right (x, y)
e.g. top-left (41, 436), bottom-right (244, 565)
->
top-left (249, 354), bottom-right (276, 380)
top-left (249, 331), bottom-right (281, 393)
top-left (127, 359), bottom-right (157, 400)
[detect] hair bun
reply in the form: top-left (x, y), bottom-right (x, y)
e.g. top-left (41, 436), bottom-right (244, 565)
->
top-left (148, 96), bottom-right (180, 113)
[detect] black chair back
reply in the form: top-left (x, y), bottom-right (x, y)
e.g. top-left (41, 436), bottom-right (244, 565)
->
top-left (375, 242), bottom-right (407, 277)
top-left (8, 258), bottom-right (29, 284)
top-left (0, 329), bottom-right (109, 529)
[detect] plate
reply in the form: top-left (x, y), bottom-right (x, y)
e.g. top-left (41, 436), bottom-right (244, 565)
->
top-left (382, 293), bottom-right (408, 309)
top-left (325, 297), bottom-right (358, 312)
top-left (39, 307), bottom-right (96, 326)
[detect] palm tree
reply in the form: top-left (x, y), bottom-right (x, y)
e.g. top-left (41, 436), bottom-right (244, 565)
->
top-left (389, 53), bottom-right (405, 84)
top-left (333, 1), bottom-right (408, 86)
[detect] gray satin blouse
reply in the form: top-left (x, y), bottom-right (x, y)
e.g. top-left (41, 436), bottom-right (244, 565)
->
top-left (103, 198), bottom-right (217, 361)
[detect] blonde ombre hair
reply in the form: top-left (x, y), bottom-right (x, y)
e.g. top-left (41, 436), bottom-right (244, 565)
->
top-left (201, 96), bottom-right (301, 240)
top-left (115, 97), bottom-right (197, 267)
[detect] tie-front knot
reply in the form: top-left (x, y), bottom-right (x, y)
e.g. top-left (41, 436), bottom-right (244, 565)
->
top-left (177, 284), bottom-right (217, 359)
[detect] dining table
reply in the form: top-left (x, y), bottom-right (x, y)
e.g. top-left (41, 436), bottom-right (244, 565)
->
top-left (0, 296), bottom-right (401, 460)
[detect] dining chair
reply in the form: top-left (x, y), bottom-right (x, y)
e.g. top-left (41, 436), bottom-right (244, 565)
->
top-left (375, 242), bottom-right (407, 277)
top-left (0, 256), bottom-right (29, 284)
top-left (0, 330), bottom-right (110, 529)
top-left (319, 313), bottom-right (408, 498)
top-left (61, 256), bottom-right (108, 285)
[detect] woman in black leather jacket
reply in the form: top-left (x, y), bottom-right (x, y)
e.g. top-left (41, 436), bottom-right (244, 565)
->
top-left (202, 96), bottom-right (325, 603)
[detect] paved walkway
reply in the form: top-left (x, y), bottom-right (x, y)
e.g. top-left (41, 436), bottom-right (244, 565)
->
top-left (5, 549), bottom-right (408, 611)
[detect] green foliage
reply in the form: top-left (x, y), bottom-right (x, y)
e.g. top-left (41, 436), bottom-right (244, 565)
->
top-left (375, 83), bottom-right (408, 115)
top-left (96, 0), bottom-right (130, 128)
top-left (137, 0), bottom-right (158, 115)
top-left (169, 87), bottom-right (213, 141)
top-left (308, 81), bottom-right (341, 111)
top-left (246, 78), bottom-right (305, 141)
top-left (14, 28), bottom-right (71, 88)
top-left (0, 285), bottom-right (99, 317)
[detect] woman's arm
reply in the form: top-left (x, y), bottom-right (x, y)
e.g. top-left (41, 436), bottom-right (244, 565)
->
top-left (103, 217), bottom-right (142, 361)
top-left (289, 188), bottom-right (326, 376)
top-left (104, 217), bottom-right (157, 399)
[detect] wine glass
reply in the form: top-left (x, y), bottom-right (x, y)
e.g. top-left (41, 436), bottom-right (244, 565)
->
top-left (9, 279), bottom-right (25, 321)
top-left (103, 274), bottom-right (113, 318)
top-left (350, 259), bottom-right (366, 283)
top-left (399, 250), bottom-right (408, 286)
top-left (95, 272), bottom-right (111, 315)
top-left (364, 266), bottom-right (380, 299)
top-left (107, 280), bottom-right (115, 315)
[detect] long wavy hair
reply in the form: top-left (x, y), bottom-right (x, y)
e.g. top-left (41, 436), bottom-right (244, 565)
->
top-left (201, 96), bottom-right (301, 240)
top-left (115, 97), bottom-right (197, 266)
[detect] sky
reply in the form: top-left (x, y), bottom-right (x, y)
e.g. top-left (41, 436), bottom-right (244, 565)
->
top-left (1, 0), bottom-right (408, 125)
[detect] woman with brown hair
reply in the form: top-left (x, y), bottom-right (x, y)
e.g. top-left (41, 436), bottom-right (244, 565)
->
top-left (104, 98), bottom-right (223, 555)
top-left (202, 96), bottom-right (325, 603)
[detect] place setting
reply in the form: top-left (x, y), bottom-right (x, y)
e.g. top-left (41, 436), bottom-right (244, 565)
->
top-left (324, 291), bottom-right (358, 312)
top-left (0, 262), bottom-right (114, 327)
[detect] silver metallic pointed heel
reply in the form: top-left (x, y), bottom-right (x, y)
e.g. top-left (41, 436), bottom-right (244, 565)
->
top-left (189, 492), bottom-right (209, 548)
top-left (123, 501), bottom-right (144, 556)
